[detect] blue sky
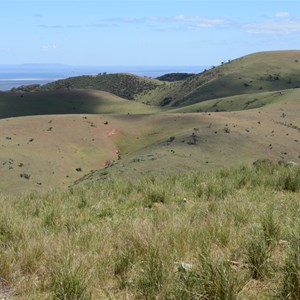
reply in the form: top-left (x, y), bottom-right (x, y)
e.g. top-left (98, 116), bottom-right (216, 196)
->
top-left (0, 0), bottom-right (299, 66)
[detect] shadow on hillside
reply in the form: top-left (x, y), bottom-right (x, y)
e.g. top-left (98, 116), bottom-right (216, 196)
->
top-left (0, 90), bottom-right (110, 119)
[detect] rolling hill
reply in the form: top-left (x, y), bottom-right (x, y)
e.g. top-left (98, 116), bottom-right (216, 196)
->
top-left (1, 49), bottom-right (300, 300)
top-left (37, 73), bottom-right (164, 100)
top-left (75, 98), bottom-right (300, 186)
top-left (137, 50), bottom-right (300, 107)
top-left (0, 50), bottom-right (300, 195)
top-left (14, 50), bottom-right (300, 109)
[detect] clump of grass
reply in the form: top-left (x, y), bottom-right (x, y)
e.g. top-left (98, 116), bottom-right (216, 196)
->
top-left (114, 247), bottom-right (136, 290)
top-left (278, 239), bottom-right (300, 299)
top-left (170, 253), bottom-right (244, 299)
top-left (135, 247), bottom-right (165, 299)
top-left (246, 227), bottom-right (271, 280)
top-left (0, 216), bottom-right (19, 247)
top-left (261, 210), bottom-right (280, 246)
top-left (148, 190), bottom-right (166, 204)
top-left (276, 171), bottom-right (300, 192)
top-left (253, 158), bottom-right (278, 174)
top-left (51, 260), bottom-right (91, 300)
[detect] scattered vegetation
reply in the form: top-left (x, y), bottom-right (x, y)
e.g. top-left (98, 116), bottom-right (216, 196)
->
top-left (39, 73), bottom-right (164, 100)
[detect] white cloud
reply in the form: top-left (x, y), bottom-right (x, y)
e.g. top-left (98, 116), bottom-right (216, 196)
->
top-left (101, 17), bottom-right (145, 24)
top-left (38, 24), bottom-right (80, 29)
top-left (93, 15), bottom-right (230, 30)
top-left (244, 20), bottom-right (300, 35)
top-left (173, 15), bottom-right (229, 27)
top-left (41, 44), bottom-right (58, 50)
top-left (275, 12), bottom-right (290, 18)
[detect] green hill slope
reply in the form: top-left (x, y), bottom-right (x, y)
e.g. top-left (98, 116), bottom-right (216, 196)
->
top-left (139, 50), bottom-right (300, 107)
top-left (75, 98), bottom-right (300, 185)
top-left (168, 88), bottom-right (300, 113)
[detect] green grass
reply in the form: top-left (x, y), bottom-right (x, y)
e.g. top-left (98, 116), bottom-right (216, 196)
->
top-left (1, 163), bottom-right (300, 299)
top-left (168, 88), bottom-right (300, 113)
top-left (134, 50), bottom-right (300, 107)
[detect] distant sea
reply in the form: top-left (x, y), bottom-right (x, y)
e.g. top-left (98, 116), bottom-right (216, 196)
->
top-left (0, 64), bottom-right (207, 91)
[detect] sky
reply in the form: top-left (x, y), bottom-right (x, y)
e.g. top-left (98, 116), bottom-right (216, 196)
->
top-left (0, 0), bottom-right (299, 66)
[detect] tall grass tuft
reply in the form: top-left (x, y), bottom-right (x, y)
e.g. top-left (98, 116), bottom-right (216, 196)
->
top-left (276, 170), bottom-right (300, 192)
top-left (51, 259), bottom-right (91, 300)
top-left (135, 247), bottom-right (165, 299)
top-left (261, 210), bottom-right (280, 246)
top-left (246, 227), bottom-right (271, 280)
top-left (169, 253), bottom-right (244, 299)
top-left (278, 239), bottom-right (300, 299)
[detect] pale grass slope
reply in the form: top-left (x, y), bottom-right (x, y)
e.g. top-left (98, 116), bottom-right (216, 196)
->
top-left (0, 114), bottom-right (119, 194)
top-left (1, 87), bottom-right (299, 195)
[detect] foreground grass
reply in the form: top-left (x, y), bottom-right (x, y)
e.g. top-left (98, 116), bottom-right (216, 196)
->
top-left (0, 163), bottom-right (300, 299)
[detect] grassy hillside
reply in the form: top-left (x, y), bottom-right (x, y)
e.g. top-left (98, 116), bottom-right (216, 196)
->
top-left (0, 89), bottom-right (161, 119)
top-left (168, 88), bottom-right (300, 113)
top-left (1, 91), bottom-right (299, 195)
top-left (0, 114), bottom-right (122, 194)
top-left (76, 97), bottom-right (300, 185)
top-left (1, 50), bottom-right (299, 195)
top-left (139, 50), bottom-right (300, 107)
top-left (12, 51), bottom-right (300, 109)
top-left (1, 163), bottom-right (300, 299)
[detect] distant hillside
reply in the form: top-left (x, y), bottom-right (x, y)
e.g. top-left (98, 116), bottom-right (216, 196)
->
top-left (10, 50), bottom-right (300, 110)
top-left (37, 73), bottom-right (164, 100)
top-left (138, 50), bottom-right (300, 107)
top-left (156, 72), bottom-right (195, 82)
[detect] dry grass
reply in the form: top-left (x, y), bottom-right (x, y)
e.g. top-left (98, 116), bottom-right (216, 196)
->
top-left (0, 163), bottom-right (300, 299)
